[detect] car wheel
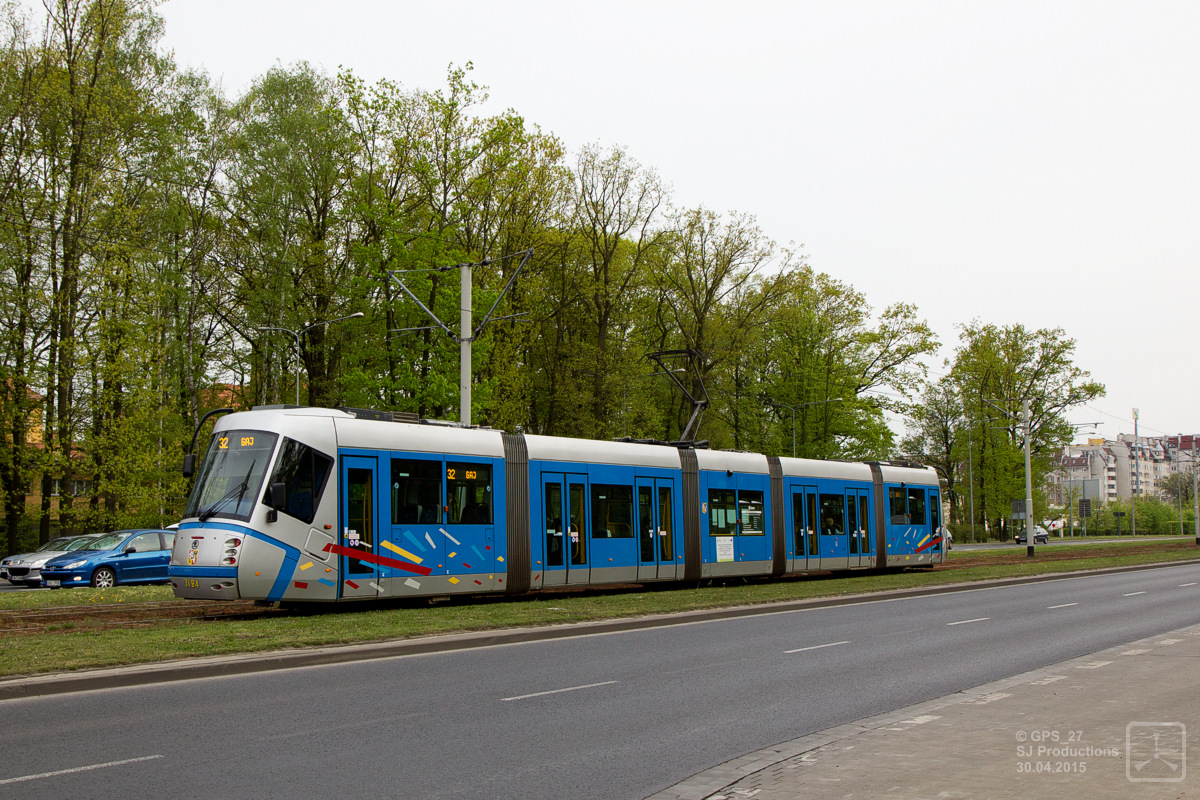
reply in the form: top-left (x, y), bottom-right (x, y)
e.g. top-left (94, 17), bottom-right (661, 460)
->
top-left (91, 567), bottom-right (117, 588)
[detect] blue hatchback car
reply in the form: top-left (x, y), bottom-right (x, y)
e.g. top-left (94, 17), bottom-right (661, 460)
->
top-left (40, 529), bottom-right (176, 588)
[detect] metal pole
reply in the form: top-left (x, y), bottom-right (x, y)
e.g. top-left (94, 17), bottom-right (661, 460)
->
top-left (1132, 409), bottom-right (1139, 537)
top-left (967, 424), bottom-right (976, 543)
top-left (1024, 398), bottom-right (1035, 557)
top-left (460, 262), bottom-right (472, 425)
top-left (1178, 449), bottom-right (1184, 537)
top-left (1194, 437), bottom-right (1199, 546)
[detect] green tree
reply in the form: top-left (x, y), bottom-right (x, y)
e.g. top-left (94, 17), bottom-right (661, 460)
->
top-left (947, 321), bottom-right (1105, 537)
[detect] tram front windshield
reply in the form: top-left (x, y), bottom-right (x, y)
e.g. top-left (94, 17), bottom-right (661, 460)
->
top-left (184, 430), bottom-right (279, 522)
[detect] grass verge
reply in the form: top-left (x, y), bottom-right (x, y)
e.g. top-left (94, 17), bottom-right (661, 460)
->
top-left (2, 538), bottom-right (1199, 679)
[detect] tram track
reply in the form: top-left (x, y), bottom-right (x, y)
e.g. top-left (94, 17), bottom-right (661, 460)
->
top-left (0, 599), bottom-right (282, 636)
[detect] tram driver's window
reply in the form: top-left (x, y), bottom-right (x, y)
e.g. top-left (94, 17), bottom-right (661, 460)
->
top-left (266, 438), bottom-right (333, 524)
top-left (447, 462), bottom-right (492, 524)
top-left (391, 459), bottom-right (442, 524)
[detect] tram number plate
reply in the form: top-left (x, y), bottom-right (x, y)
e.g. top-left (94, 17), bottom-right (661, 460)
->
top-left (45, 580), bottom-right (60, 587)
top-left (181, 578), bottom-right (200, 589)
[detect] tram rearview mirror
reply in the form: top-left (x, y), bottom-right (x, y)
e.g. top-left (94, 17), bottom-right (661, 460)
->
top-left (182, 453), bottom-right (195, 478)
top-left (265, 482), bottom-right (286, 523)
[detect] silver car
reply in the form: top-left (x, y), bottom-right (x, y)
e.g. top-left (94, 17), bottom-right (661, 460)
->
top-left (1, 534), bottom-right (104, 588)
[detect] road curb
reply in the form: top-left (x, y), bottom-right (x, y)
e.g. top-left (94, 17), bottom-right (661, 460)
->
top-left (4, 557), bottom-right (1200, 701)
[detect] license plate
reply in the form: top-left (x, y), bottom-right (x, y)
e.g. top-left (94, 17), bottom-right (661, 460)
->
top-left (45, 579), bottom-right (60, 587)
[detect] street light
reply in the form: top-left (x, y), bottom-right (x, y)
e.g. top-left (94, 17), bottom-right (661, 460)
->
top-left (258, 312), bottom-right (364, 406)
top-left (766, 398), bottom-right (845, 458)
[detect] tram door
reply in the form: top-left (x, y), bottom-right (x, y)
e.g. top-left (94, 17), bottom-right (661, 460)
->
top-left (340, 456), bottom-right (380, 599)
top-left (848, 488), bottom-right (872, 567)
top-left (790, 487), bottom-right (818, 571)
top-left (543, 473), bottom-right (588, 586)
top-left (636, 478), bottom-right (678, 580)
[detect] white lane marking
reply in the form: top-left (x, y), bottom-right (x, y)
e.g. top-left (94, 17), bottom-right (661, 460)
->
top-left (0, 755), bottom-right (164, 786)
top-left (1048, 602), bottom-right (1078, 609)
top-left (947, 617), bottom-right (989, 626)
top-left (785, 640), bottom-right (850, 654)
top-left (1077, 661), bottom-right (1113, 669)
top-left (1124, 591), bottom-right (1147, 597)
top-left (501, 680), bottom-right (617, 702)
top-left (1181, 583), bottom-right (1198, 587)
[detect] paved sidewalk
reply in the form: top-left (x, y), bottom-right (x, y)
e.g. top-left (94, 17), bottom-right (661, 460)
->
top-left (651, 623), bottom-right (1200, 799)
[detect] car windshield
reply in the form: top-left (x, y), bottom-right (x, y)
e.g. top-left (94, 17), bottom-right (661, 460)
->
top-left (183, 430), bottom-right (278, 521)
top-left (64, 536), bottom-right (101, 551)
top-left (83, 532), bottom-right (125, 551)
top-left (35, 537), bottom-right (75, 552)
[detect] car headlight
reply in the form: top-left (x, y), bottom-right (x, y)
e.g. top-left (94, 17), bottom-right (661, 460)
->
top-left (63, 560), bottom-right (88, 569)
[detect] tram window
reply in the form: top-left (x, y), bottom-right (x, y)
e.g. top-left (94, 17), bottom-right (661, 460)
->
top-left (930, 493), bottom-right (941, 529)
top-left (658, 486), bottom-right (674, 561)
top-left (806, 493), bottom-right (818, 556)
top-left (569, 483), bottom-right (586, 565)
top-left (709, 489), bottom-right (737, 535)
top-left (265, 438), bottom-right (333, 524)
top-left (447, 462), bottom-right (492, 524)
top-left (739, 491), bottom-right (765, 535)
top-left (907, 488), bottom-right (927, 526)
top-left (591, 485), bottom-right (633, 538)
top-left (889, 487), bottom-right (907, 524)
top-left (792, 495), bottom-right (805, 553)
top-left (819, 494), bottom-right (845, 535)
top-left (347, 468), bottom-right (374, 575)
top-left (390, 459), bottom-right (442, 524)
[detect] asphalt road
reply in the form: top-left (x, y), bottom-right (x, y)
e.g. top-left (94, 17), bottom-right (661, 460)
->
top-left (4, 563), bottom-right (1200, 799)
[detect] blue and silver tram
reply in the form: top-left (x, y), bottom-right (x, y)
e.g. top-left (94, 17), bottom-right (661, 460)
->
top-left (170, 406), bottom-right (946, 603)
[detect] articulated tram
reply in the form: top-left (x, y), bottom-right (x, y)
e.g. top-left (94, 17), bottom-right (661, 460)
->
top-left (170, 406), bottom-right (945, 603)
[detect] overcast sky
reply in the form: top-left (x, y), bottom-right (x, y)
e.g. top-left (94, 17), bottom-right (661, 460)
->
top-left (152, 0), bottom-right (1199, 443)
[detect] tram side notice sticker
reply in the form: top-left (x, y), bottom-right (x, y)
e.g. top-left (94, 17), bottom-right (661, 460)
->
top-left (716, 536), bottom-right (734, 563)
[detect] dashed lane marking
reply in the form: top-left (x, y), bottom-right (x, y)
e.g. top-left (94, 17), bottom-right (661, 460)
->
top-left (501, 680), bottom-right (617, 702)
top-left (0, 755), bottom-right (164, 786)
top-left (785, 640), bottom-right (850, 654)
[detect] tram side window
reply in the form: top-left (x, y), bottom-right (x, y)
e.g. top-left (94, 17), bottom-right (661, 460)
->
top-left (592, 485), bottom-right (633, 538)
top-left (739, 491), bottom-right (765, 535)
top-left (391, 459), bottom-right (442, 524)
top-left (791, 494), bottom-right (805, 554)
top-left (709, 489), bottom-right (737, 535)
top-left (819, 494), bottom-right (845, 535)
top-left (907, 488), bottom-right (927, 526)
top-left (930, 493), bottom-right (941, 530)
top-left (447, 462), bottom-right (492, 524)
top-left (889, 488), bottom-right (907, 524)
top-left (265, 438), bottom-right (333, 524)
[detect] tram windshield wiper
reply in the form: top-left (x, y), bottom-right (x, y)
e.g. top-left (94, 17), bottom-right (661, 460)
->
top-left (198, 460), bottom-right (256, 521)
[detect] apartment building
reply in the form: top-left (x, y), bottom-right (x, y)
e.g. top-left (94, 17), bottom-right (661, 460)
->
top-left (1048, 434), bottom-right (1199, 506)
